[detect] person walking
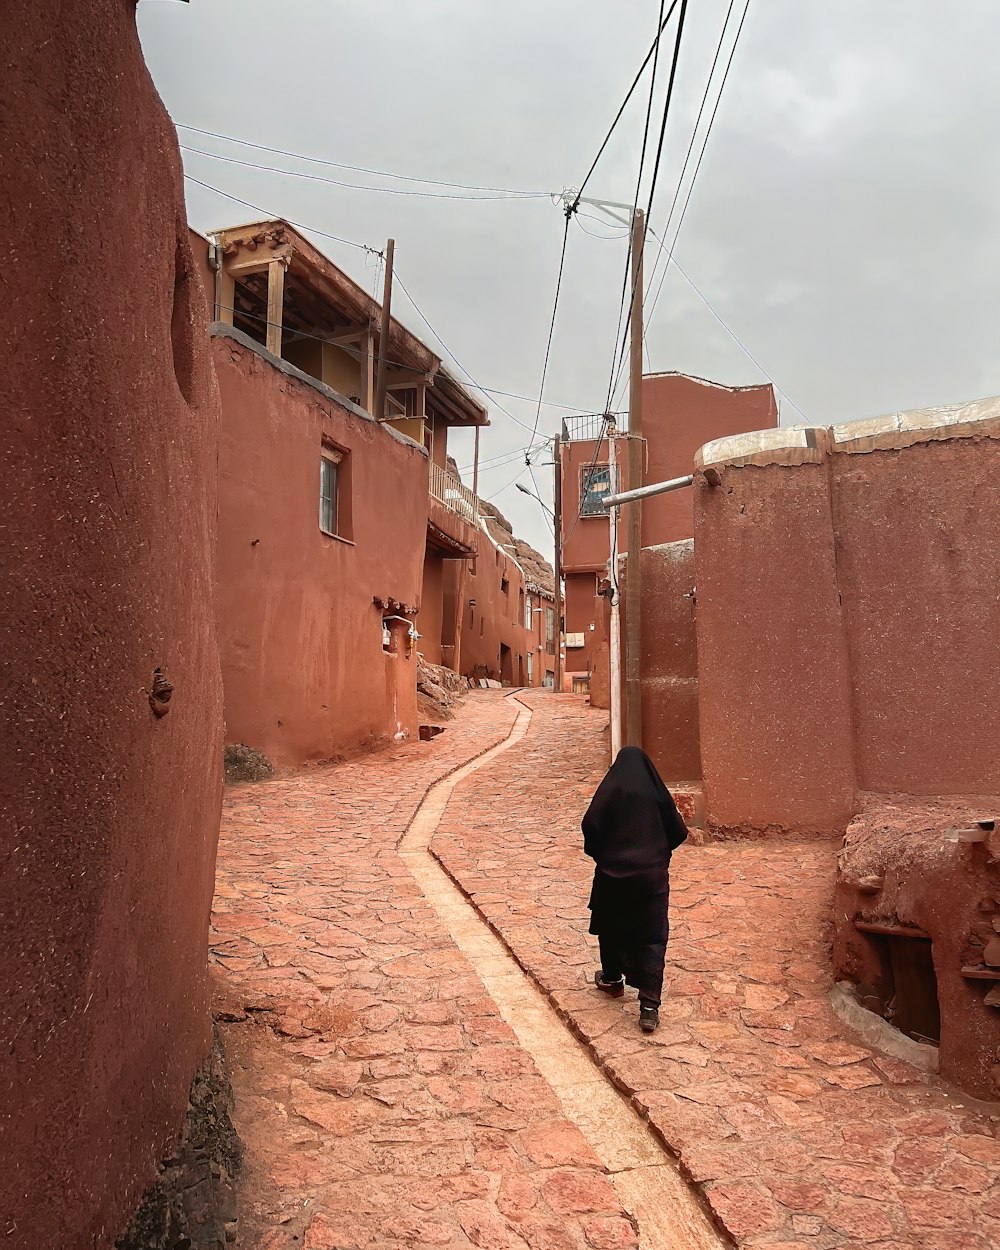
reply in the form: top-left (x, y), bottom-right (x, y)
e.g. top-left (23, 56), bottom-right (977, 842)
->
top-left (582, 746), bottom-right (688, 1033)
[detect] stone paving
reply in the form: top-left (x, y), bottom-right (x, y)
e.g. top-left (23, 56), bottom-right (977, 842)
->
top-left (210, 694), bottom-right (639, 1250)
top-left (432, 691), bottom-right (1000, 1250)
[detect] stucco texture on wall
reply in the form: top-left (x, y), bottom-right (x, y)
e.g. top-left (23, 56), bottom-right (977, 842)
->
top-left (213, 330), bottom-right (427, 764)
top-left (834, 437), bottom-right (1000, 794)
top-left (458, 530), bottom-right (529, 684)
top-left (692, 410), bottom-right (1000, 833)
top-left (623, 541), bottom-right (701, 784)
top-left (0, 4), bottom-right (224, 1246)
top-left (693, 463), bottom-right (858, 834)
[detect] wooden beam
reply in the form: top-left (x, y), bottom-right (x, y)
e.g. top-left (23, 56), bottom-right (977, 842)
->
top-left (359, 328), bottom-right (375, 415)
top-left (266, 259), bottom-right (285, 357)
top-left (386, 373), bottom-right (433, 390)
top-left (373, 239), bottom-right (395, 420)
top-left (216, 265), bottom-right (235, 326)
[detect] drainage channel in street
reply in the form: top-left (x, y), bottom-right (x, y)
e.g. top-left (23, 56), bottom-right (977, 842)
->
top-left (397, 700), bottom-right (724, 1250)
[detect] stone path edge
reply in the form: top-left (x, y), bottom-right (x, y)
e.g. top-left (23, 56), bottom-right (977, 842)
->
top-left (393, 690), bottom-right (525, 855)
top-left (427, 693), bottom-right (737, 1249)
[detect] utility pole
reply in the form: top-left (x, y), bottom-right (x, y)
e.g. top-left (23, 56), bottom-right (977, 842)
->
top-left (624, 209), bottom-right (645, 749)
top-left (552, 433), bottom-right (563, 693)
top-left (608, 422), bottom-right (622, 759)
top-left (373, 238), bottom-right (394, 422)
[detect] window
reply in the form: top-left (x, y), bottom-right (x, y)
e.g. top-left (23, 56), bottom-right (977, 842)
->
top-left (545, 606), bottom-right (556, 655)
top-left (501, 576), bottom-right (509, 596)
top-left (580, 464), bottom-right (616, 517)
top-left (518, 588), bottom-right (525, 623)
top-left (320, 455), bottom-right (339, 535)
top-left (319, 443), bottom-right (351, 540)
top-left (525, 594), bottom-right (534, 629)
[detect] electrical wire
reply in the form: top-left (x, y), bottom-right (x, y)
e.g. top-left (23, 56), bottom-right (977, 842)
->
top-left (180, 144), bottom-right (548, 203)
top-left (601, 0), bottom-right (669, 418)
top-left (604, 0), bottom-right (692, 417)
top-left (528, 214), bottom-right (572, 444)
top-left (177, 123), bottom-right (547, 197)
top-left (184, 175), bottom-right (378, 253)
top-left (392, 270), bottom-right (548, 442)
top-left (572, 0), bottom-right (681, 208)
top-left (641, 0), bottom-right (753, 354)
top-left (641, 0), bottom-right (740, 312)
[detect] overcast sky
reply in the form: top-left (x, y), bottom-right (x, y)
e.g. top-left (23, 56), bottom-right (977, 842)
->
top-left (139, 0), bottom-right (1000, 557)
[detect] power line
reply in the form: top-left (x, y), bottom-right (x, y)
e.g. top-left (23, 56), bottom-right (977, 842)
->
top-left (572, 0), bottom-right (681, 208)
top-left (602, 0), bottom-right (670, 416)
top-left (604, 0), bottom-right (692, 416)
top-left (642, 0), bottom-right (753, 350)
top-left (528, 214), bottom-right (572, 443)
top-left (642, 0), bottom-right (739, 306)
top-left (670, 258), bottom-right (809, 422)
top-left (177, 123), bottom-right (546, 197)
top-left (392, 270), bottom-right (549, 443)
top-left (184, 175), bottom-right (378, 253)
top-left (180, 144), bottom-right (548, 203)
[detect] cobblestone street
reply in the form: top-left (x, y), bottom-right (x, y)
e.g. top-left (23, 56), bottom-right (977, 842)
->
top-left (212, 691), bottom-right (1000, 1250)
top-left (433, 691), bottom-right (1000, 1250)
top-left (211, 695), bottom-right (649, 1250)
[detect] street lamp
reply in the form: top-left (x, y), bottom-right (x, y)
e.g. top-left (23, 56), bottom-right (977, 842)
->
top-left (516, 481), bottom-right (555, 519)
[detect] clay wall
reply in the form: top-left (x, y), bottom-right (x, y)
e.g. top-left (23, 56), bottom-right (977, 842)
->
top-left (559, 375), bottom-right (776, 689)
top-left (622, 542), bottom-right (701, 784)
top-left (641, 373), bottom-right (777, 545)
top-left (420, 553), bottom-right (446, 668)
top-left (525, 591), bottom-right (557, 687)
top-left (213, 327), bottom-right (426, 764)
top-left (691, 405), bottom-right (1000, 832)
top-left (833, 436), bottom-right (1000, 794)
top-left (1, 5), bottom-right (224, 1246)
top-left (458, 532), bottom-right (530, 684)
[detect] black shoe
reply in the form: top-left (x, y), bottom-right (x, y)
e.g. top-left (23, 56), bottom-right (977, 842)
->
top-left (594, 971), bottom-right (625, 998)
top-left (639, 1004), bottom-right (659, 1033)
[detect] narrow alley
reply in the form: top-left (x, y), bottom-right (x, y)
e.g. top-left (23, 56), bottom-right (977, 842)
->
top-left (212, 693), bottom-right (1000, 1250)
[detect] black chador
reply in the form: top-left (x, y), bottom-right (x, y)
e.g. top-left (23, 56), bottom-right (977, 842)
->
top-left (582, 746), bottom-right (688, 1033)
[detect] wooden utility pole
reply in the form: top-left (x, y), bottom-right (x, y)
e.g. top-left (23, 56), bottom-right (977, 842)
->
top-left (608, 425), bottom-right (622, 758)
top-left (552, 433), bottom-right (563, 693)
top-left (373, 238), bottom-right (395, 421)
top-left (624, 209), bottom-right (645, 748)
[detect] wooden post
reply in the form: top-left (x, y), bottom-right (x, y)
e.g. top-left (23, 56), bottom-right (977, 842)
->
top-left (359, 327), bottom-right (375, 414)
top-left (472, 423), bottom-right (481, 525)
top-left (624, 208), bottom-right (645, 748)
top-left (373, 238), bottom-right (395, 421)
top-left (216, 263), bottom-right (235, 327)
top-left (265, 258), bottom-right (284, 357)
top-left (553, 433), bottom-right (563, 694)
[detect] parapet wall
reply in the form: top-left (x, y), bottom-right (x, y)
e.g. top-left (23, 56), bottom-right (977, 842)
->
top-left (692, 398), bottom-right (1000, 833)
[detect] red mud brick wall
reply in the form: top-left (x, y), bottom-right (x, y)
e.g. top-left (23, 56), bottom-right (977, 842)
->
top-left (419, 553), bottom-right (446, 668)
top-left (0, 4), bottom-right (224, 1246)
top-left (632, 541), bottom-right (701, 783)
top-left (641, 373), bottom-right (778, 545)
top-left (693, 464), bottom-right (858, 834)
top-left (833, 437), bottom-right (1000, 794)
top-left (459, 534), bottom-right (530, 684)
top-left (213, 331), bottom-right (426, 763)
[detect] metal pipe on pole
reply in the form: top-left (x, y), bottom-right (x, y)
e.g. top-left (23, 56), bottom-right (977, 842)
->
top-left (608, 425), bottom-right (622, 759)
top-left (373, 238), bottom-right (395, 422)
top-left (624, 209), bottom-right (645, 749)
top-left (605, 474), bottom-right (693, 507)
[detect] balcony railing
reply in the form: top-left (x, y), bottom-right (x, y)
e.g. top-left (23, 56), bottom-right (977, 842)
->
top-left (429, 462), bottom-right (479, 525)
top-left (562, 412), bottom-right (616, 442)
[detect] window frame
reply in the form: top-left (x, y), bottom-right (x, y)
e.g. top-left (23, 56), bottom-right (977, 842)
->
top-left (579, 463), bottom-right (617, 518)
